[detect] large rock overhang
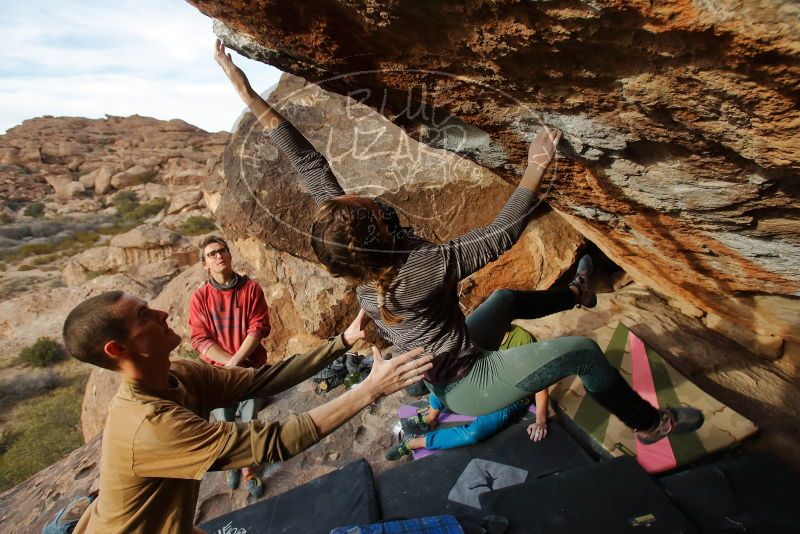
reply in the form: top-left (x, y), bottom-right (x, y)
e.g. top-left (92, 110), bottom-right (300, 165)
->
top-left (188, 0), bottom-right (799, 360)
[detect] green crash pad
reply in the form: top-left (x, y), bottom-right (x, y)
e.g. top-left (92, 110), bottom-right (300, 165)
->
top-left (550, 322), bottom-right (758, 474)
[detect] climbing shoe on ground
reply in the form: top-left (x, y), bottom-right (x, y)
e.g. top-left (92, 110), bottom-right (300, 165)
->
top-left (226, 469), bottom-right (241, 490)
top-left (385, 439), bottom-right (414, 461)
top-left (404, 380), bottom-right (428, 397)
top-left (401, 413), bottom-right (436, 435)
top-left (314, 374), bottom-right (346, 394)
top-left (570, 254), bottom-right (597, 308)
top-left (245, 475), bottom-right (265, 498)
top-left (636, 406), bottom-right (705, 445)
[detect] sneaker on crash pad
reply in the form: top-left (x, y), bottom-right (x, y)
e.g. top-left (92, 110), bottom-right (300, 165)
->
top-left (246, 475), bottom-right (265, 498)
top-left (636, 406), bottom-right (704, 445)
top-left (225, 469), bottom-right (241, 490)
top-left (401, 413), bottom-right (437, 435)
top-left (385, 438), bottom-right (415, 461)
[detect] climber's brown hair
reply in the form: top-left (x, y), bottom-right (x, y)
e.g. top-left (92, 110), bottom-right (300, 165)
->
top-left (311, 196), bottom-right (403, 324)
top-left (63, 291), bottom-right (127, 370)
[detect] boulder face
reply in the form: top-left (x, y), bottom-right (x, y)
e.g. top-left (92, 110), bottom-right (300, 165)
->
top-left (62, 226), bottom-right (197, 287)
top-left (190, 0), bottom-right (800, 359)
top-left (81, 368), bottom-right (121, 442)
top-left (189, 0), bottom-right (800, 473)
top-left (205, 73), bottom-right (585, 356)
top-left (0, 436), bottom-right (101, 531)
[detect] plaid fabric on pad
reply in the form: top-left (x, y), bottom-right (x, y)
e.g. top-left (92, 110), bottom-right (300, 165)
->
top-left (329, 515), bottom-right (463, 534)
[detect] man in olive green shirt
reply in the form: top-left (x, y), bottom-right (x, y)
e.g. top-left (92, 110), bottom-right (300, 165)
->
top-left (62, 291), bottom-right (431, 534)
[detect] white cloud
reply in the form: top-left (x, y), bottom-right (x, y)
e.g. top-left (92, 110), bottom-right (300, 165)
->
top-left (1, 0), bottom-right (282, 133)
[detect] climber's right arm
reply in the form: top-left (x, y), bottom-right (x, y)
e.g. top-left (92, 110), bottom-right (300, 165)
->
top-left (214, 38), bottom-right (286, 130)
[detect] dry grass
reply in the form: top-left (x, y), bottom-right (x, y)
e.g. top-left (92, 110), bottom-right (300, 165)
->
top-left (0, 383), bottom-right (85, 491)
top-left (0, 359), bottom-right (90, 491)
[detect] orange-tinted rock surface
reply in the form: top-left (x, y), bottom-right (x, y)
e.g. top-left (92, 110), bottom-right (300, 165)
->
top-left (189, 0), bottom-right (799, 360)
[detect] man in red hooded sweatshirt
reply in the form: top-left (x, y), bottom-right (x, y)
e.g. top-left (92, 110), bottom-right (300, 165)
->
top-left (189, 235), bottom-right (270, 497)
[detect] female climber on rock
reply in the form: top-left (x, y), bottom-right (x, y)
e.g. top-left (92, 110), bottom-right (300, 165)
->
top-left (215, 39), bottom-right (703, 444)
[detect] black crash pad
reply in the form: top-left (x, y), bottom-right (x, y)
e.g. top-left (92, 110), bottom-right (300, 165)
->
top-left (480, 456), bottom-right (695, 533)
top-left (198, 459), bottom-right (379, 534)
top-left (658, 454), bottom-right (800, 533)
top-left (377, 416), bottom-right (594, 520)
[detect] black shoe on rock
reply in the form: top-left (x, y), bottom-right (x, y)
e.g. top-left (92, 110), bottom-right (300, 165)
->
top-left (570, 254), bottom-right (597, 308)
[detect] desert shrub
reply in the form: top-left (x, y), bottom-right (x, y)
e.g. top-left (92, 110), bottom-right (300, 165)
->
top-left (18, 337), bottom-right (66, 367)
top-left (30, 254), bottom-right (59, 266)
top-left (0, 429), bottom-right (16, 455)
top-left (178, 215), bottom-right (216, 236)
top-left (113, 190), bottom-right (138, 210)
top-left (66, 230), bottom-right (100, 246)
top-left (0, 369), bottom-right (63, 408)
top-left (113, 192), bottom-right (167, 223)
top-left (17, 264), bottom-right (34, 271)
top-left (23, 202), bottom-right (45, 218)
top-left (17, 242), bottom-right (57, 256)
top-left (58, 231), bottom-right (100, 253)
top-left (97, 223), bottom-right (134, 235)
top-left (125, 198), bottom-right (167, 222)
top-left (0, 385), bottom-right (83, 491)
top-left (9, 231), bottom-right (100, 264)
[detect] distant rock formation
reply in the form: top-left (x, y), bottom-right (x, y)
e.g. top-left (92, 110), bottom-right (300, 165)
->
top-left (0, 115), bottom-right (228, 516)
top-left (62, 225), bottom-right (197, 287)
top-left (0, 115), bottom-right (227, 203)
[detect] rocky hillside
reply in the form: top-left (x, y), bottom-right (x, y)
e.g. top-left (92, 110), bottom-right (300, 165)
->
top-left (1, 115), bottom-right (226, 202)
top-left (0, 115), bottom-right (228, 514)
top-left (0, 115), bottom-right (227, 354)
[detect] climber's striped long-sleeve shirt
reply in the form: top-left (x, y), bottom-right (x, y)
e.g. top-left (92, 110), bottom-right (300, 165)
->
top-left (270, 121), bottom-right (537, 384)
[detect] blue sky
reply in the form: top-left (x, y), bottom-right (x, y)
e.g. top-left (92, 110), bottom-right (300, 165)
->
top-left (1, 0), bottom-right (282, 134)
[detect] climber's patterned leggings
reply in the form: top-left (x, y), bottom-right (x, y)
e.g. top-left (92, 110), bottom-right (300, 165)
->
top-left (432, 288), bottom-right (659, 430)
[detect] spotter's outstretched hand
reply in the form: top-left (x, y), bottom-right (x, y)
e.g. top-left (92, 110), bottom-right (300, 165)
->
top-left (364, 346), bottom-right (432, 398)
